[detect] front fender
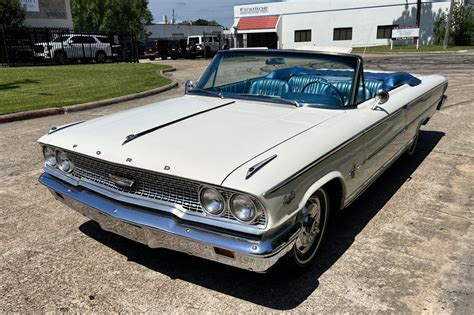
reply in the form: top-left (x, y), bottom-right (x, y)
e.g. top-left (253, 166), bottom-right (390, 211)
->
top-left (296, 171), bottom-right (347, 211)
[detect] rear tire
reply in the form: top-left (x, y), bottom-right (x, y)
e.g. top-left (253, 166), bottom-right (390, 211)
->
top-left (149, 57), bottom-right (156, 61)
top-left (54, 51), bottom-right (66, 65)
top-left (406, 126), bottom-right (421, 156)
top-left (282, 187), bottom-right (330, 271)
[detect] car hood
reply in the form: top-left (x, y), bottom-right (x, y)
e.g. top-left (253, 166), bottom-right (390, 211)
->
top-left (39, 95), bottom-right (343, 186)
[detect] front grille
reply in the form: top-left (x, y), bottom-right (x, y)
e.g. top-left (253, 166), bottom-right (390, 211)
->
top-left (67, 152), bottom-right (266, 227)
top-left (34, 45), bottom-right (44, 53)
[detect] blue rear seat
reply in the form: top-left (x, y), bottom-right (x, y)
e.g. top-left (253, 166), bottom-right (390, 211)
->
top-left (248, 78), bottom-right (290, 96)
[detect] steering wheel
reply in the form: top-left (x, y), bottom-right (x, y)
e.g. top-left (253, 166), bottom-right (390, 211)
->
top-left (301, 78), bottom-right (345, 106)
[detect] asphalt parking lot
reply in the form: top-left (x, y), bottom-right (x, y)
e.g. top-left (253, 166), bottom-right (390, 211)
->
top-left (1, 53), bottom-right (473, 312)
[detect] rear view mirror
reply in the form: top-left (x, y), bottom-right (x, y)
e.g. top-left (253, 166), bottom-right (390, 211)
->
top-left (265, 57), bottom-right (285, 66)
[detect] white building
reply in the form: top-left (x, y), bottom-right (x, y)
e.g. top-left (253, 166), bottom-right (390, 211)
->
top-left (232, 0), bottom-right (452, 49)
top-left (20, 0), bottom-right (73, 29)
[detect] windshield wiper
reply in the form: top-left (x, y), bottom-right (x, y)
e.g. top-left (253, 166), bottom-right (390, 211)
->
top-left (188, 89), bottom-right (224, 99)
top-left (238, 93), bottom-right (301, 107)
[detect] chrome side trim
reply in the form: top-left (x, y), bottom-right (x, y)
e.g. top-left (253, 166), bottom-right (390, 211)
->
top-left (266, 82), bottom-right (446, 195)
top-left (39, 172), bottom-right (298, 272)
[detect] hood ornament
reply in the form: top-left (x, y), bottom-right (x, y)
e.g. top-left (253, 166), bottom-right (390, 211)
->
top-left (109, 174), bottom-right (135, 188)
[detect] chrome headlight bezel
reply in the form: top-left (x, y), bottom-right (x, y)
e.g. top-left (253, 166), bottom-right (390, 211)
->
top-left (198, 187), bottom-right (226, 216)
top-left (229, 193), bottom-right (261, 224)
top-left (43, 146), bottom-right (57, 167)
top-left (55, 150), bottom-right (74, 173)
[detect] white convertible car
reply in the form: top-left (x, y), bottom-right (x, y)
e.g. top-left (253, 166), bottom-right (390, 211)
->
top-left (39, 50), bottom-right (448, 272)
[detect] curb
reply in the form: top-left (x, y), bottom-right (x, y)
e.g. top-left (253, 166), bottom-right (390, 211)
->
top-left (0, 67), bottom-right (178, 124)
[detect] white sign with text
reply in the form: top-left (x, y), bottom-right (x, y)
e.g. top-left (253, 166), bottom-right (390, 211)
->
top-left (20, 0), bottom-right (40, 12)
top-left (392, 28), bottom-right (420, 39)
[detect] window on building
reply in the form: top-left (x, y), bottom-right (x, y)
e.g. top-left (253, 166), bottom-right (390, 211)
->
top-left (295, 30), bottom-right (312, 42)
top-left (377, 25), bottom-right (398, 39)
top-left (333, 27), bottom-right (353, 41)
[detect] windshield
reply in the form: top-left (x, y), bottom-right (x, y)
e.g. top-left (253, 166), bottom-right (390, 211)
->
top-left (194, 50), bottom-right (363, 108)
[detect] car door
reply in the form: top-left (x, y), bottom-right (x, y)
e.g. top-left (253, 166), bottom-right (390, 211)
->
top-left (358, 89), bottom-right (408, 187)
top-left (67, 36), bottom-right (85, 59)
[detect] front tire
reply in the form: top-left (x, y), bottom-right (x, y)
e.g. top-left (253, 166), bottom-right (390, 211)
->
top-left (95, 51), bottom-right (106, 63)
top-left (283, 188), bottom-right (330, 270)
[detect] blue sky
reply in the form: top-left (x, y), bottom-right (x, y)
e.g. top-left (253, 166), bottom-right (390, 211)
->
top-left (148, 0), bottom-right (284, 28)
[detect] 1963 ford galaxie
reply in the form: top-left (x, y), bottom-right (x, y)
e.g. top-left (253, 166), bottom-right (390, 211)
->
top-left (39, 50), bottom-right (448, 272)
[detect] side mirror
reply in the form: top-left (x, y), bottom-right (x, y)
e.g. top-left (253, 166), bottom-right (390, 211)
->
top-left (375, 89), bottom-right (389, 104)
top-left (185, 80), bottom-right (194, 94)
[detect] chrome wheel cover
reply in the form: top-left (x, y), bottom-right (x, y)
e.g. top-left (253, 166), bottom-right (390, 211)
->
top-left (294, 189), bottom-right (328, 264)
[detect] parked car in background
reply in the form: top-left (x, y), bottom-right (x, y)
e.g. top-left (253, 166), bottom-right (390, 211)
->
top-left (34, 34), bottom-right (118, 64)
top-left (186, 35), bottom-right (220, 59)
top-left (144, 40), bottom-right (158, 60)
top-left (5, 38), bottom-right (34, 64)
top-left (38, 49), bottom-right (448, 272)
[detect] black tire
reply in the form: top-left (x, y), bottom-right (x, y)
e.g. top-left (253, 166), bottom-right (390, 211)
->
top-left (171, 55), bottom-right (177, 60)
top-left (406, 125), bottom-right (421, 156)
top-left (54, 51), bottom-right (67, 65)
top-left (149, 57), bottom-right (156, 61)
top-left (95, 51), bottom-right (106, 63)
top-left (282, 187), bottom-right (330, 270)
top-left (161, 54), bottom-right (168, 60)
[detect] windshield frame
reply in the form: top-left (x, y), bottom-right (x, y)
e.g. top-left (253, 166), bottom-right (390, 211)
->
top-left (195, 49), bottom-right (364, 109)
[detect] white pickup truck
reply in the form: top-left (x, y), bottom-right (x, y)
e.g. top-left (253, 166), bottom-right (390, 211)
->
top-left (33, 34), bottom-right (116, 64)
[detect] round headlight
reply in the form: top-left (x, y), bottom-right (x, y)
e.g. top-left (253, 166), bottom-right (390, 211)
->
top-left (199, 188), bottom-right (225, 215)
top-left (43, 147), bottom-right (57, 167)
top-left (56, 150), bottom-right (73, 173)
top-left (230, 194), bottom-right (258, 223)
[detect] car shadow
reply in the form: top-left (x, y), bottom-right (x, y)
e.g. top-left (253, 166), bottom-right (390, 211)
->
top-left (79, 130), bottom-right (444, 310)
top-left (0, 79), bottom-right (39, 91)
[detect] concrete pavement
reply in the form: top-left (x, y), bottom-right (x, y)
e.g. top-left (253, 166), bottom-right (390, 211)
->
top-left (0, 54), bottom-right (472, 312)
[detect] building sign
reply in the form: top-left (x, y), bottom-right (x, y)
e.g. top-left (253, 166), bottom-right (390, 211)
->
top-left (392, 27), bottom-right (420, 39)
top-left (20, 0), bottom-right (39, 12)
top-left (239, 6), bottom-right (269, 16)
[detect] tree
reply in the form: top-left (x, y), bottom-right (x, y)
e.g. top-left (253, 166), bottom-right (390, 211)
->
top-left (71, 0), bottom-right (152, 37)
top-left (0, 0), bottom-right (26, 26)
top-left (443, 0), bottom-right (474, 47)
top-left (192, 19), bottom-right (221, 26)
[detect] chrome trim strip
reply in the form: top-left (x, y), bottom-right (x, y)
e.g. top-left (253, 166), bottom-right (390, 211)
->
top-left (266, 82), bottom-right (446, 195)
top-left (39, 172), bottom-right (298, 272)
top-left (122, 100), bottom-right (235, 145)
top-left (246, 154), bottom-right (278, 180)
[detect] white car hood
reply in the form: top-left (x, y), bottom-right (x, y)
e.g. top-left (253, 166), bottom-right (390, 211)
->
top-left (40, 95), bottom-right (342, 185)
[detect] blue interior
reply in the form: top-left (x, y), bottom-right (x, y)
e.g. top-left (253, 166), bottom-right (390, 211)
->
top-left (214, 67), bottom-right (421, 106)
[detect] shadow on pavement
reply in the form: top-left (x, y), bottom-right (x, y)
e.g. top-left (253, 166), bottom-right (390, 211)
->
top-left (79, 130), bottom-right (444, 310)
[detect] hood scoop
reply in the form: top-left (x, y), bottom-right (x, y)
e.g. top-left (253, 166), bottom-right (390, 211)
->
top-left (122, 100), bottom-right (235, 145)
top-left (245, 154), bottom-right (278, 180)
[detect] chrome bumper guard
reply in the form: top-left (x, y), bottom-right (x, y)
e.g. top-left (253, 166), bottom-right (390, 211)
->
top-left (39, 172), bottom-right (298, 272)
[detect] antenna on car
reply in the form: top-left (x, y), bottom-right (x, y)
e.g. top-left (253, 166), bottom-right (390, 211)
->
top-left (362, 25), bottom-right (375, 58)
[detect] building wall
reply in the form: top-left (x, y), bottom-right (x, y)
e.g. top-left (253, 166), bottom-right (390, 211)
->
top-left (234, 0), bottom-right (451, 49)
top-left (22, 0), bottom-right (73, 29)
top-left (146, 24), bottom-right (223, 39)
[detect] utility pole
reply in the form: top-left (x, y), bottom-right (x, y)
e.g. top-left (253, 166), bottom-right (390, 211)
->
top-left (172, 9), bottom-right (175, 24)
top-left (443, 0), bottom-right (455, 48)
top-left (416, 0), bottom-right (421, 46)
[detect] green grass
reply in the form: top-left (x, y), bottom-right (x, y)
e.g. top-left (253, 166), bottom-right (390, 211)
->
top-left (0, 63), bottom-right (172, 115)
top-left (352, 45), bottom-right (474, 53)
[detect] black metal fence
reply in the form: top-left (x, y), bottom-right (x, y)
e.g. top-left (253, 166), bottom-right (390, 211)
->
top-left (0, 26), bottom-right (140, 67)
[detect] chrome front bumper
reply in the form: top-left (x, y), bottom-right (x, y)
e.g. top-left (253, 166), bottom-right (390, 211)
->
top-left (39, 172), bottom-right (299, 272)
